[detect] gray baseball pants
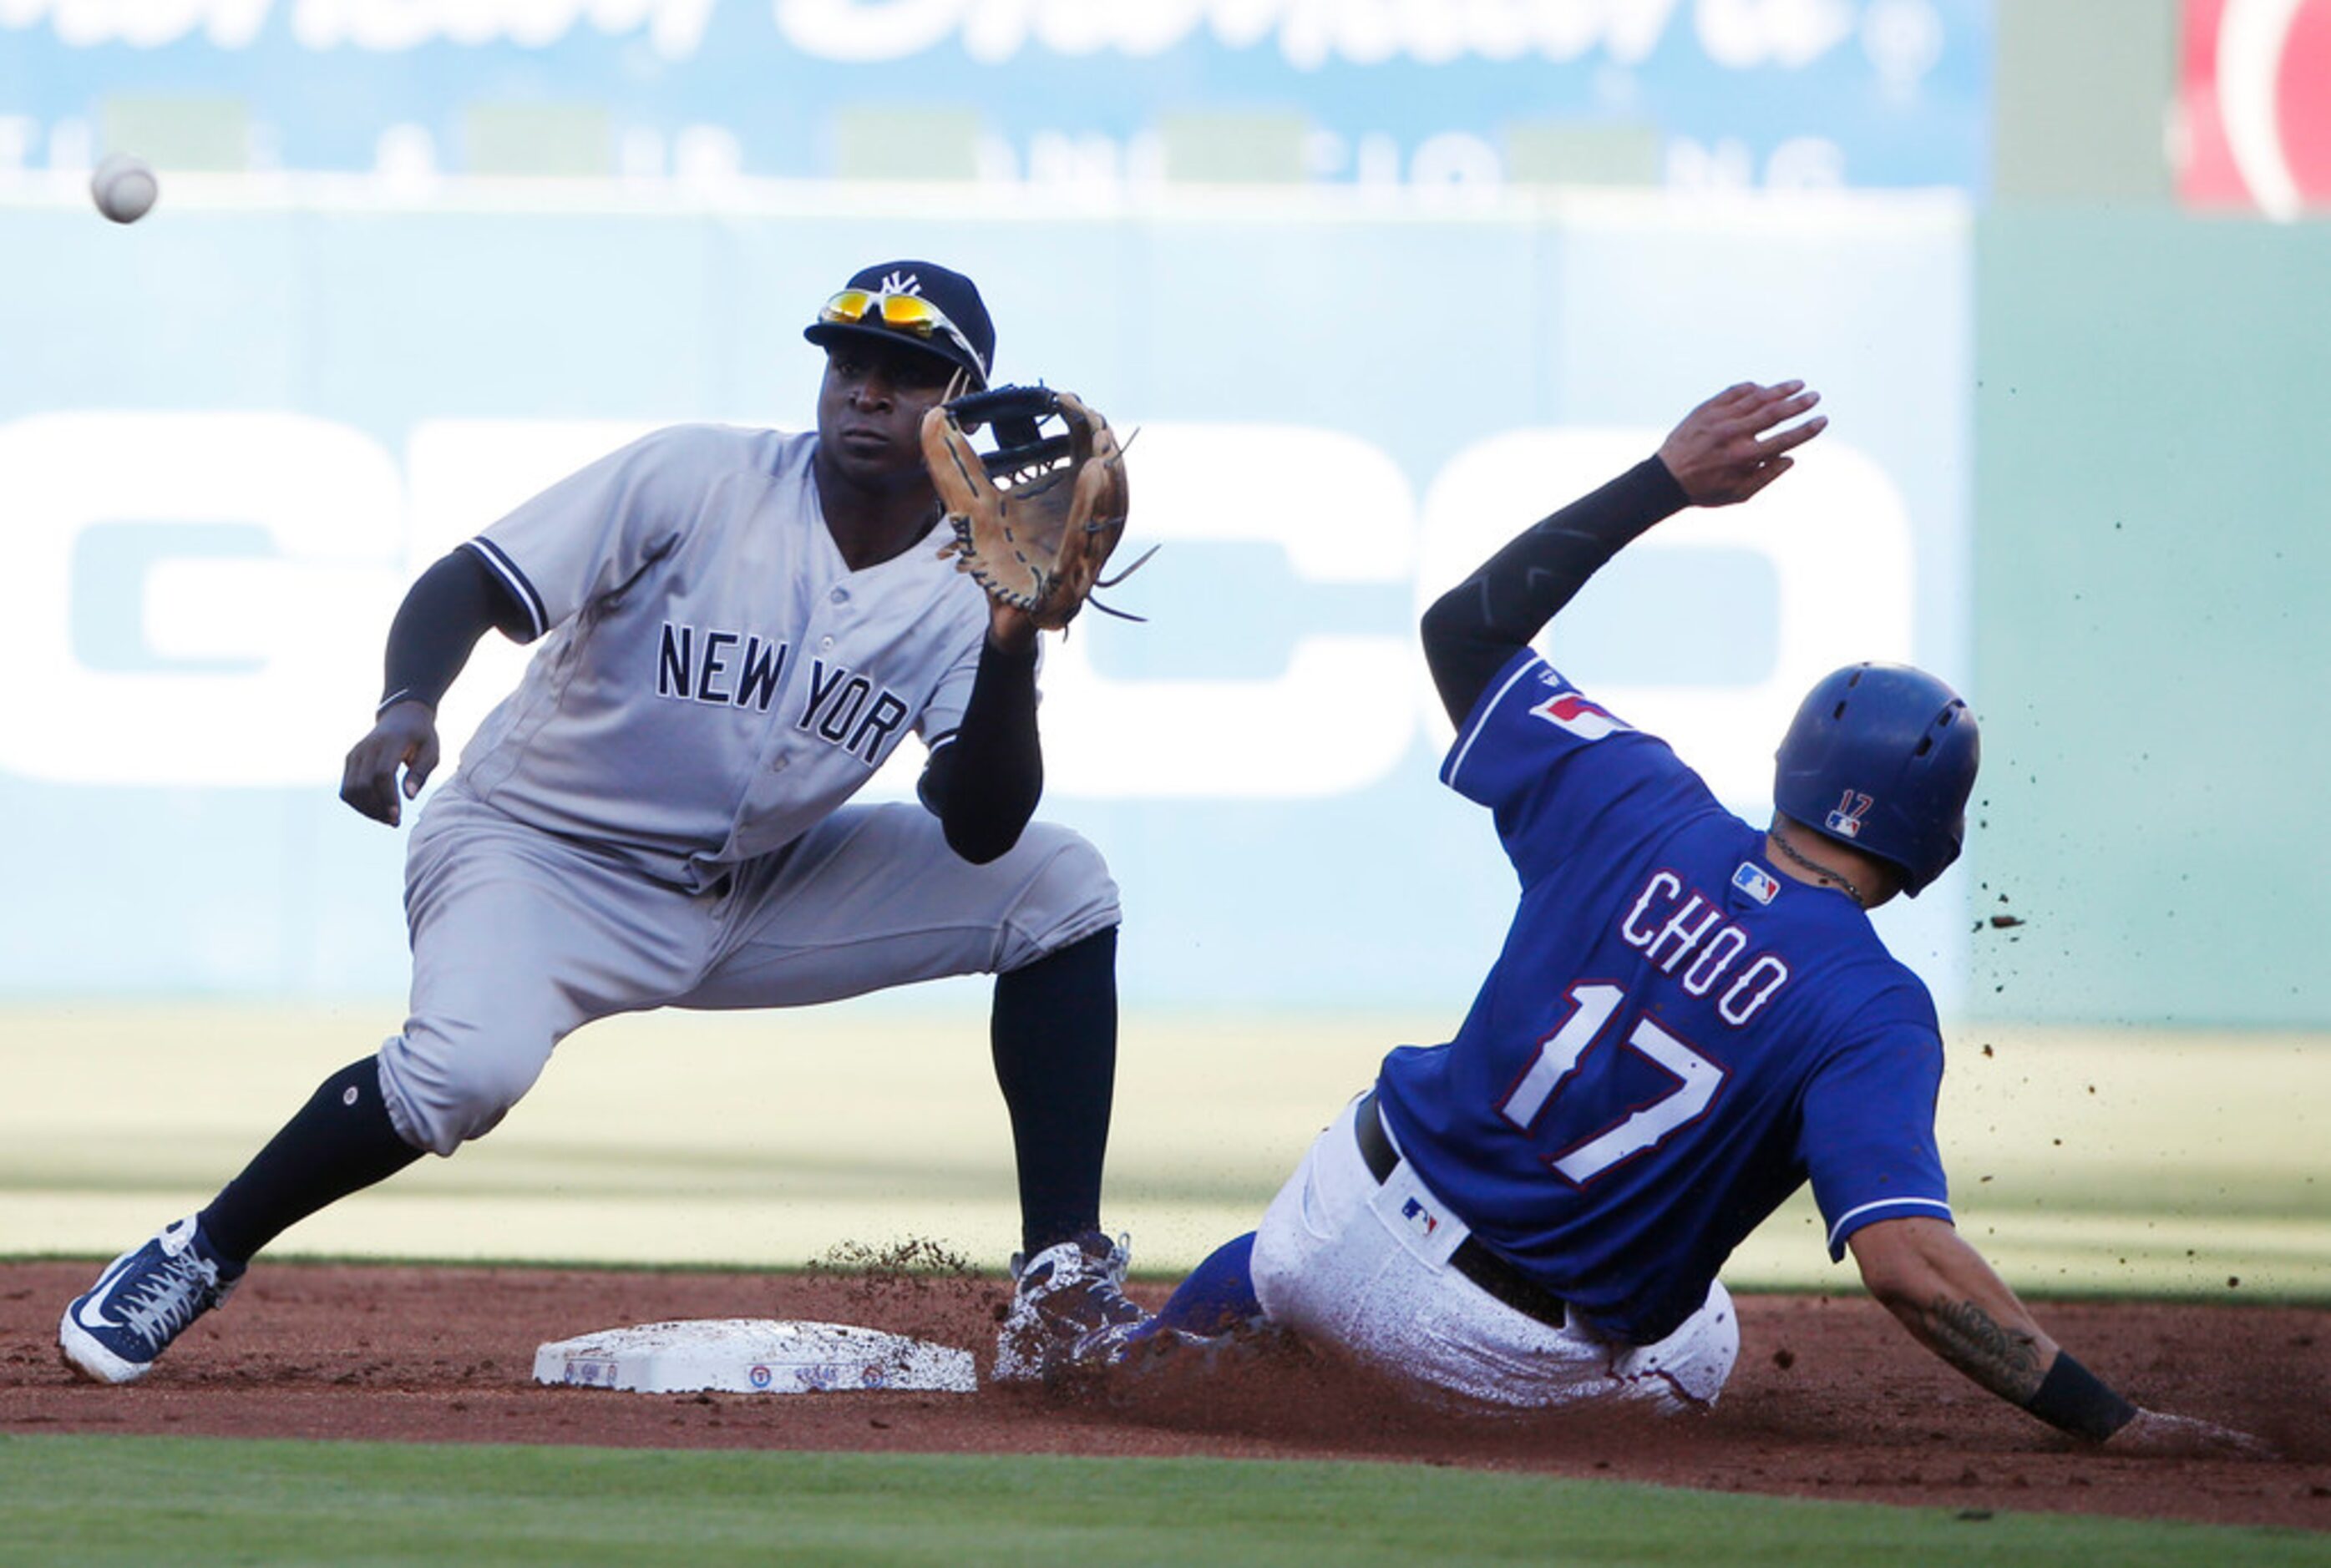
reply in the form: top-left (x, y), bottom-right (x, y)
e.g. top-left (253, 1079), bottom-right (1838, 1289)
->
top-left (376, 781), bottom-right (1121, 1156)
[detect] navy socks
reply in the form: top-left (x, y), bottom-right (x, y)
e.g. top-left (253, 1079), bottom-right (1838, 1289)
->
top-left (991, 927), bottom-right (1119, 1257)
top-left (198, 1055), bottom-right (423, 1266)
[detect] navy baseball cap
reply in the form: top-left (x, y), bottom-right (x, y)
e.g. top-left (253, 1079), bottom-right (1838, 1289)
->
top-left (803, 260), bottom-right (994, 387)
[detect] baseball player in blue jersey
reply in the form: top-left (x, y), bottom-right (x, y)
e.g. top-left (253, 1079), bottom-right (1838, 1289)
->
top-left (1141, 382), bottom-right (2263, 1454)
top-left (60, 260), bottom-right (1148, 1388)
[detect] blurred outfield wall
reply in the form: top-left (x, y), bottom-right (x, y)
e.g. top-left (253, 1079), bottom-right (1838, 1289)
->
top-left (4, 0), bottom-right (2329, 1030)
top-left (0, 188), bottom-right (1974, 1013)
top-left (1969, 210), bottom-right (2331, 1029)
top-left (5, 201), bottom-right (2330, 1029)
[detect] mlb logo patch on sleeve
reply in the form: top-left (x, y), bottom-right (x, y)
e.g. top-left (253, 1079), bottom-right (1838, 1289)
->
top-left (1529, 686), bottom-right (1631, 741)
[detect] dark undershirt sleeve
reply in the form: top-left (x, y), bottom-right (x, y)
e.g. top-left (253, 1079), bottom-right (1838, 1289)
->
top-left (1418, 457), bottom-right (1690, 726)
top-left (375, 548), bottom-right (535, 716)
top-left (917, 635), bottom-right (1043, 864)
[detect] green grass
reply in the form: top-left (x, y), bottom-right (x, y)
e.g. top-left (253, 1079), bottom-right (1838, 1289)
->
top-left (5, 1010), bottom-right (2325, 1564)
top-left (0, 1435), bottom-right (2320, 1568)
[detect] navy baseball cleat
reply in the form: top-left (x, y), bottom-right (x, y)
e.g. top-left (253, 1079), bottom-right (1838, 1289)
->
top-left (58, 1216), bottom-right (243, 1384)
top-left (991, 1231), bottom-right (1150, 1383)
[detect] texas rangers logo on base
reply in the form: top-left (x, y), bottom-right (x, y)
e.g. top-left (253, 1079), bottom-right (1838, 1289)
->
top-left (1530, 687), bottom-right (1630, 741)
top-left (1825, 789), bottom-right (1874, 839)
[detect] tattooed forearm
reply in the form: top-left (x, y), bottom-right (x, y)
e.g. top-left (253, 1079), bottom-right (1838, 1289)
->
top-left (1917, 1296), bottom-right (2046, 1402)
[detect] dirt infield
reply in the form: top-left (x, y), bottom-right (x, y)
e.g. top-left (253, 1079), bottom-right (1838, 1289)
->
top-left (5, 1258), bottom-right (2327, 1532)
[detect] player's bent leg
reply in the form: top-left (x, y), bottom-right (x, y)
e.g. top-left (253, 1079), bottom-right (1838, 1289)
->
top-left (978, 832), bottom-right (1137, 1379)
top-left (986, 822), bottom-right (1121, 973)
top-left (1249, 1093), bottom-right (1391, 1343)
top-left (690, 807), bottom-right (1121, 1004)
top-left (990, 927), bottom-right (1115, 1241)
top-left (379, 1019), bottom-right (553, 1156)
top-left (985, 923), bottom-right (1149, 1383)
top-left (383, 788), bottom-right (711, 1154)
top-left (59, 1057), bottom-right (416, 1384)
top-left (58, 793), bottom-right (717, 1384)
top-left (199, 1056), bottom-right (425, 1262)
top-left (1607, 1279), bottom-right (1740, 1414)
top-left (1250, 1093), bottom-right (1729, 1416)
top-left (689, 806), bottom-right (1138, 1383)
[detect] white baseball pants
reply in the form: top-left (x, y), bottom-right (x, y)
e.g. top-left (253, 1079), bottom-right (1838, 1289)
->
top-left (1249, 1092), bottom-right (1739, 1414)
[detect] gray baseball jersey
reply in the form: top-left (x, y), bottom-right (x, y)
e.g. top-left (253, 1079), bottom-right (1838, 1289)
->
top-left (455, 422), bottom-right (991, 890)
top-left (370, 421), bottom-right (1120, 1156)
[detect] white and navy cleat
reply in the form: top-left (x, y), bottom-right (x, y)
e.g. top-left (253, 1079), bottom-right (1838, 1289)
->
top-left (58, 1216), bottom-right (242, 1384)
top-left (991, 1230), bottom-right (1151, 1384)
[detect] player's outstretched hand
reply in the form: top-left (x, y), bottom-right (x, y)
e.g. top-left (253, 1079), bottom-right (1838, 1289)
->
top-left (1656, 380), bottom-right (1827, 507)
top-left (2103, 1407), bottom-right (2279, 1460)
top-left (340, 701), bottom-right (440, 827)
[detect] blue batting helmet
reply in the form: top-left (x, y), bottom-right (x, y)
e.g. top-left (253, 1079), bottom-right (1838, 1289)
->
top-left (1772, 664), bottom-right (1979, 897)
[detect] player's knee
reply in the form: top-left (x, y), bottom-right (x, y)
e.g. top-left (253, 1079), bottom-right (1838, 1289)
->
top-left (378, 1020), bottom-right (550, 1156)
top-left (1629, 1278), bottom-right (1741, 1413)
top-left (1018, 821), bottom-right (1111, 886)
top-left (1002, 825), bottom-right (1121, 964)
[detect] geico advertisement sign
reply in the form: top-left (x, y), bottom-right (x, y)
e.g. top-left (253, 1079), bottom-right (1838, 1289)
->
top-left (2182, 0), bottom-right (2331, 216)
top-left (0, 411), bottom-right (1913, 805)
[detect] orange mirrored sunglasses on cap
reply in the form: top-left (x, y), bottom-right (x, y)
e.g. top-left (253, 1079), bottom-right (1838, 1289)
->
top-left (818, 288), bottom-right (982, 373)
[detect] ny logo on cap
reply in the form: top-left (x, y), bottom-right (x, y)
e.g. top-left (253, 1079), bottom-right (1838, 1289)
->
top-left (1826, 789), bottom-right (1874, 839)
top-left (878, 271), bottom-right (923, 296)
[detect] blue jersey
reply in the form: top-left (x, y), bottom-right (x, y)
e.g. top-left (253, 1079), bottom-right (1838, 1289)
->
top-left (1376, 653), bottom-right (1953, 1344)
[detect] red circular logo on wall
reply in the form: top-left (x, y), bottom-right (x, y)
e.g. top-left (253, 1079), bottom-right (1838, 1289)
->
top-left (2182, 0), bottom-right (2331, 215)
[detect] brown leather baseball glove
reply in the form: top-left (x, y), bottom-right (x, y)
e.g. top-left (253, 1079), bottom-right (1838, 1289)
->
top-left (921, 384), bottom-right (1148, 630)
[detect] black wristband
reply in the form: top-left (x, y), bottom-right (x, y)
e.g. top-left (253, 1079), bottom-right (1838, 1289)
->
top-left (2022, 1352), bottom-right (2138, 1440)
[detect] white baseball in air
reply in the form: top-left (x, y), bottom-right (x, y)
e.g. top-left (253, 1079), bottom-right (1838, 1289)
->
top-left (90, 154), bottom-right (160, 225)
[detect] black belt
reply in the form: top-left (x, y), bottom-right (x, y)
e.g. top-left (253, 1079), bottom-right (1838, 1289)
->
top-left (1355, 1091), bottom-right (1571, 1331)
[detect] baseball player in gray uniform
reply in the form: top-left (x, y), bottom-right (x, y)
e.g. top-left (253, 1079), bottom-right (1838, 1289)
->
top-left (60, 260), bottom-right (1148, 1387)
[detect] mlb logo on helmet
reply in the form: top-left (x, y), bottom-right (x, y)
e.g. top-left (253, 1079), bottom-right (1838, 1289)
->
top-left (1824, 789), bottom-right (1874, 840)
top-left (1772, 663), bottom-right (1979, 898)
